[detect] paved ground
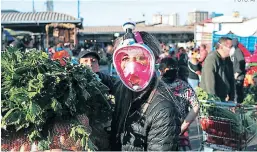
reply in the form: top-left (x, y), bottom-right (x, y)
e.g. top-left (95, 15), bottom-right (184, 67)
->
top-left (100, 65), bottom-right (257, 151)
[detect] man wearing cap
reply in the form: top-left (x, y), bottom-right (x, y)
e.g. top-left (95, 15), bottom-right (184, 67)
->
top-left (78, 49), bottom-right (100, 73)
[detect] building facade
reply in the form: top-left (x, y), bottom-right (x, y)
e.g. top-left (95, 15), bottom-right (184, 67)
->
top-left (188, 11), bottom-right (209, 25)
top-left (152, 14), bottom-right (179, 26)
top-left (46, 0), bottom-right (54, 12)
top-left (152, 14), bottom-right (162, 24)
top-left (78, 25), bottom-right (194, 49)
top-left (169, 13), bottom-right (180, 26)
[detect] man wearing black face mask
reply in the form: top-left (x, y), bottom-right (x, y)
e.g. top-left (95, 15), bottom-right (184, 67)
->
top-left (200, 37), bottom-right (235, 101)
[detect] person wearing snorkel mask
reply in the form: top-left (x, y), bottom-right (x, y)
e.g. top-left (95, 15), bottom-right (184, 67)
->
top-left (96, 22), bottom-right (181, 151)
top-left (200, 37), bottom-right (234, 101)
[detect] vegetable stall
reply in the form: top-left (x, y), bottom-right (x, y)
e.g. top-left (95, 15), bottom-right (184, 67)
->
top-left (45, 23), bottom-right (78, 48)
top-left (1, 48), bottom-right (112, 151)
top-left (196, 88), bottom-right (257, 150)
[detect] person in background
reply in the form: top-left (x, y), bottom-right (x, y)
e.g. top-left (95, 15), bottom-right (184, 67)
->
top-left (169, 49), bottom-right (176, 59)
top-left (200, 37), bottom-right (234, 101)
top-left (63, 42), bottom-right (79, 65)
top-left (160, 42), bottom-right (166, 51)
top-left (158, 57), bottom-right (199, 150)
top-left (198, 44), bottom-right (208, 66)
top-left (106, 44), bottom-right (114, 73)
top-left (64, 43), bottom-right (73, 57)
top-left (169, 44), bottom-right (176, 58)
top-left (159, 45), bottom-right (171, 59)
top-left (9, 35), bottom-right (32, 52)
top-left (177, 47), bottom-right (188, 66)
top-left (52, 49), bottom-right (70, 66)
top-left (78, 48), bottom-right (100, 73)
top-left (47, 46), bottom-right (55, 59)
top-left (175, 47), bottom-right (189, 82)
top-left (231, 38), bottom-right (246, 103)
top-left (70, 44), bottom-right (75, 51)
top-left (56, 42), bottom-right (64, 52)
top-left (187, 49), bottom-right (202, 90)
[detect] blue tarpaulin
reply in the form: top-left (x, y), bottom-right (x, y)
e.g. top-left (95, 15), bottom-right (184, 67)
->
top-left (3, 30), bottom-right (15, 42)
top-left (212, 32), bottom-right (257, 53)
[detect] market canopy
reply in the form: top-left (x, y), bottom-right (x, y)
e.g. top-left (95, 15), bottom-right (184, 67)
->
top-left (1, 11), bottom-right (83, 32)
top-left (211, 16), bottom-right (244, 23)
top-left (215, 18), bottom-right (257, 37)
top-left (1, 11), bottom-right (82, 24)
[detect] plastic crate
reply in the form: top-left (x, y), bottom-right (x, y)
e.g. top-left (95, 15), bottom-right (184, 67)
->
top-left (212, 32), bottom-right (257, 54)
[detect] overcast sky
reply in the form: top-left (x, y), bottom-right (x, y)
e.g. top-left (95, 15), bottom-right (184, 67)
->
top-left (1, 0), bottom-right (257, 26)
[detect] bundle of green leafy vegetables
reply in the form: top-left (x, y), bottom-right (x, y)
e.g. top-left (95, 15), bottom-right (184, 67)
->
top-left (242, 85), bottom-right (257, 105)
top-left (1, 48), bottom-right (111, 151)
top-left (196, 88), bottom-right (241, 131)
top-left (195, 87), bottom-right (222, 101)
top-left (196, 87), bottom-right (257, 140)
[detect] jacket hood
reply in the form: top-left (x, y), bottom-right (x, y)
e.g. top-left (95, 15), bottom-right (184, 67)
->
top-left (232, 39), bottom-right (239, 47)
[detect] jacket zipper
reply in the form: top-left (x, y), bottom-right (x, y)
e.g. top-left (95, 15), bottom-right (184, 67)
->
top-left (119, 101), bottom-right (132, 140)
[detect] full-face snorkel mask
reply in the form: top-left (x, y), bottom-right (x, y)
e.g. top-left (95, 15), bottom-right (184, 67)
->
top-left (113, 22), bottom-right (156, 92)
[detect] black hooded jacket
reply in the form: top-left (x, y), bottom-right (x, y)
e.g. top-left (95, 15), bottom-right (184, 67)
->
top-left (231, 39), bottom-right (246, 80)
top-left (97, 72), bottom-right (181, 151)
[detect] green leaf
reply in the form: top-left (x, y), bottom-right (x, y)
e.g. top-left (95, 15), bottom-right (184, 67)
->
top-left (16, 122), bottom-right (30, 131)
top-left (28, 91), bottom-right (37, 98)
top-left (9, 87), bottom-right (29, 104)
top-left (38, 139), bottom-right (50, 151)
top-left (1, 108), bottom-right (22, 126)
top-left (75, 127), bottom-right (86, 135)
top-left (64, 83), bottom-right (77, 113)
top-left (81, 136), bottom-right (86, 147)
top-left (70, 127), bottom-right (76, 137)
top-left (30, 102), bottom-right (41, 116)
top-left (28, 130), bottom-right (41, 141)
top-left (26, 113), bottom-right (33, 122)
top-left (51, 98), bottom-right (62, 112)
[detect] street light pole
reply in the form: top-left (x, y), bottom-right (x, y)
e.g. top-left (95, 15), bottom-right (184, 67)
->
top-left (32, 0), bottom-right (35, 12)
top-left (77, 0), bottom-right (80, 18)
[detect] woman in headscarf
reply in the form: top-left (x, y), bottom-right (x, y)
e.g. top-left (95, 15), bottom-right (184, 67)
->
top-left (96, 22), bottom-right (181, 151)
top-left (158, 57), bottom-right (200, 150)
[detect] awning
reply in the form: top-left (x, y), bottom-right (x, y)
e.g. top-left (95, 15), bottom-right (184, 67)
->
top-left (215, 18), bottom-right (257, 37)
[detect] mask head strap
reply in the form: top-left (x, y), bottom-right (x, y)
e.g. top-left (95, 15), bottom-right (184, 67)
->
top-left (134, 31), bottom-right (144, 44)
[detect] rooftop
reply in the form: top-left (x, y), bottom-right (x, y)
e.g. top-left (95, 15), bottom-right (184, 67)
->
top-left (1, 11), bottom-right (82, 24)
top-left (1, 9), bottom-right (20, 13)
top-left (79, 25), bottom-right (194, 34)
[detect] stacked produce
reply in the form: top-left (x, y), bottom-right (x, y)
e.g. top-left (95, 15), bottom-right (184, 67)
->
top-left (196, 88), bottom-right (256, 149)
top-left (242, 85), bottom-right (257, 105)
top-left (1, 48), bottom-right (112, 151)
top-left (244, 65), bottom-right (257, 87)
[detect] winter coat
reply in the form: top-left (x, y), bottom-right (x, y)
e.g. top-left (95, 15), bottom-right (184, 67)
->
top-left (200, 51), bottom-right (234, 100)
top-left (97, 72), bottom-right (181, 151)
top-left (231, 40), bottom-right (246, 81)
